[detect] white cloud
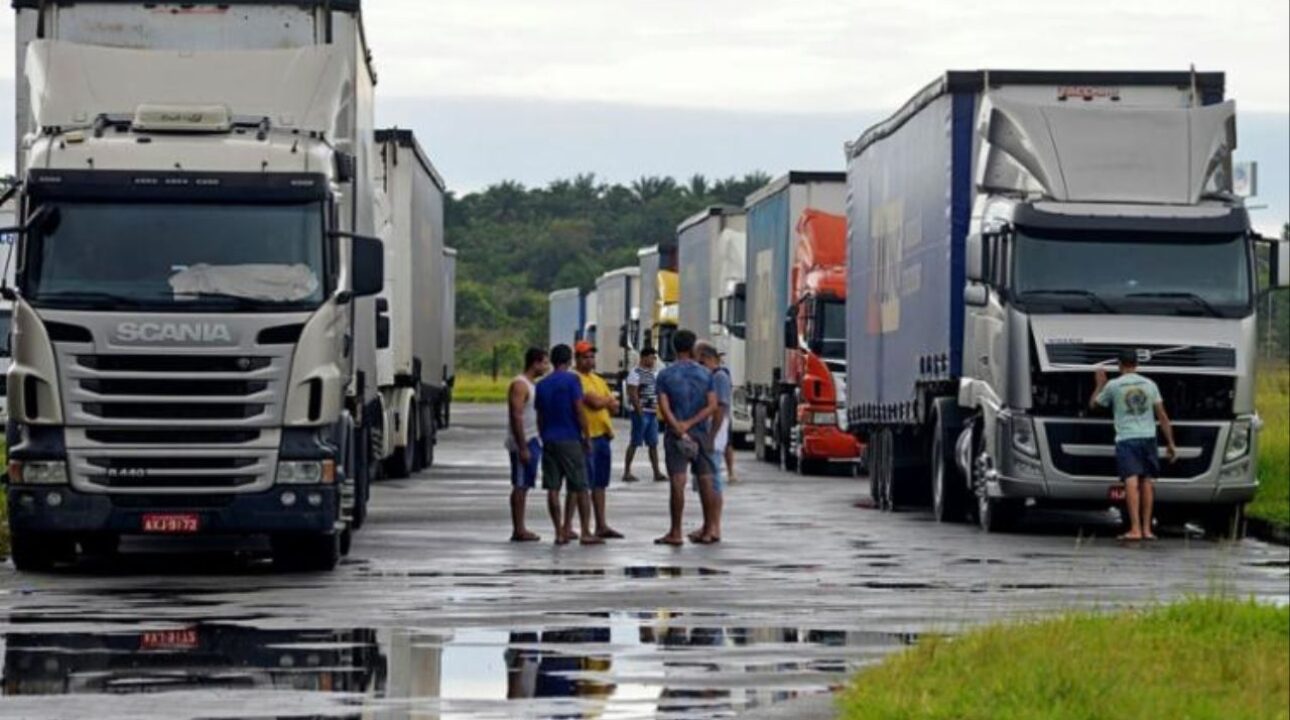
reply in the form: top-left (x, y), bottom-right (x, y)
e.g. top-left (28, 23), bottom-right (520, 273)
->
top-left (0, 0), bottom-right (1286, 112)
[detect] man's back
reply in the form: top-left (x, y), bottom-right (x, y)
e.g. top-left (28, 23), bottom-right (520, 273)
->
top-left (1098, 372), bottom-right (1161, 442)
top-left (657, 360), bottom-right (715, 437)
top-left (536, 370), bottom-right (583, 443)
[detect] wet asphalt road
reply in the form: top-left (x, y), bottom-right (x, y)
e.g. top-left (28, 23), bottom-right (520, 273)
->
top-left (1, 404), bottom-right (1286, 720)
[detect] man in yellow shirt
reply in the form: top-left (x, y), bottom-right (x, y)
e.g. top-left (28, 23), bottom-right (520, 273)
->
top-left (570, 341), bottom-right (623, 540)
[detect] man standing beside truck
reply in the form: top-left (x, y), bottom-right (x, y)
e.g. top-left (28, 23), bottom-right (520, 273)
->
top-left (506, 348), bottom-right (550, 543)
top-left (573, 341), bottom-right (624, 540)
top-left (1090, 350), bottom-right (1178, 541)
top-left (536, 345), bottom-right (601, 546)
top-left (654, 330), bottom-right (719, 546)
top-left (623, 347), bottom-right (667, 484)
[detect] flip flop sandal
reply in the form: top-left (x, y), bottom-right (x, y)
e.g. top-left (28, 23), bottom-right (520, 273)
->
top-left (654, 537), bottom-right (684, 546)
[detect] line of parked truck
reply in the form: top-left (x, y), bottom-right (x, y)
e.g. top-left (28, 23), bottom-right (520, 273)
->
top-left (2, 0), bottom-right (456, 571)
top-left (553, 70), bottom-right (1289, 539)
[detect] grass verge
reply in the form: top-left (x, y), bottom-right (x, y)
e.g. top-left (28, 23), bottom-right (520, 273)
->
top-left (1250, 364), bottom-right (1289, 530)
top-left (453, 373), bottom-right (511, 404)
top-left (838, 598), bottom-right (1289, 720)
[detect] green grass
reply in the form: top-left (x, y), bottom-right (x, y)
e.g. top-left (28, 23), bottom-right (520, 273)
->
top-left (1250, 364), bottom-right (1289, 529)
top-left (839, 598), bottom-right (1289, 720)
top-left (452, 373), bottom-right (512, 404)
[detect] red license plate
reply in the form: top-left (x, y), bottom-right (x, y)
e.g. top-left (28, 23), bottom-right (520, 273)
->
top-left (141, 513), bottom-right (200, 534)
top-left (140, 629), bottom-right (199, 651)
top-left (1108, 486), bottom-right (1127, 502)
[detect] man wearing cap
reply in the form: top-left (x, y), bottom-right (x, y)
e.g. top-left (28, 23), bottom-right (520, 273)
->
top-left (1090, 349), bottom-right (1178, 541)
top-left (623, 346), bottom-right (667, 484)
top-left (535, 344), bottom-right (600, 545)
top-left (572, 340), bottom-right (624, 540)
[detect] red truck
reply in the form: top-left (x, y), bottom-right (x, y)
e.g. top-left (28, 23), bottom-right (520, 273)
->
top-left (782, 210), bottom-right (863, 473)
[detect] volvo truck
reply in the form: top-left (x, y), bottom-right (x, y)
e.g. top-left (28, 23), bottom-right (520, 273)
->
top-left (3, 0), bottom-right (390, 570)
top-left (548, 287), bottom-right (583, 348)
top-left (373, 129), bottom-right (448, 479)
top-left (743, 172), bottom-right (848, 468)
top-left (594, 266), bottom-right (640, 406)
top-left (846, 70), bottom-right (1288, 536)
top-left (638, 243), bottom-right (679, 362)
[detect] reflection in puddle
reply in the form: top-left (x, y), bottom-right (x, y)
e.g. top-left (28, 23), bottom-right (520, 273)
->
top-left (1, 614), bottom-right (915, 718)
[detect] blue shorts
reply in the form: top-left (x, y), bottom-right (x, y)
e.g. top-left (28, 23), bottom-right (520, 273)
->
top-left (586, 436), bottom-right (613, 490)
top-left (1116, 438), bottom-right (1160, 481)
top-left (630, 412), bottom-right (660, 448)
top-left (509, 438), bottom-right (542, 489)
top-left (692, 452), bottom-right (725, 495)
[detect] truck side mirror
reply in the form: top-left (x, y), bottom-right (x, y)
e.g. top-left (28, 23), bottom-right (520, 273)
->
top-left (375, 297), bottom-right (391, 349)
top-left (966, 233), bottom-right (987, 283)
top-left (784, 316), bottom-right (797, 350)
top-left (1274, 240), bottom-right (1290, 290)
top-left (964, 284), bottom-right (988, 307)
top-left (351, 235), bottom-right (384, 297)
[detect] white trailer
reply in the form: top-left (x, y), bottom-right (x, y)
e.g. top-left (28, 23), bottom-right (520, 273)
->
top-left (374, 129), bottom-right (448, 478)
top-left (583, 290), bottom-right (599, 349)
top-left (548, 288), bottom-right (583, 349)
top-left (595, 267), bottom-right (640, 403)
top-left (441, 246), bottom-right (457, 428)
top-left (4, 0), bottom-right (388, 571)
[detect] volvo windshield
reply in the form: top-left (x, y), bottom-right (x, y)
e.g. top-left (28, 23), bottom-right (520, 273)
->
top-left (24, 202), bottom-right (328, 312)
top-left (1012, 230), bottom-right (1251, 318)
top-left (814, 299), bottom-right (846, 360)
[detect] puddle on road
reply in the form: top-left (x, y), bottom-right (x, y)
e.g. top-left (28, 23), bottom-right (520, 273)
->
top-left (0, 614), bottom-right (915, 719)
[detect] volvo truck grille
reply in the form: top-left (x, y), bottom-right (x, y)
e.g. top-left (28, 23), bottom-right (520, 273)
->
top-left (1044, 343), bottom-right (1236, 369)
top-left (1042, 422), bottom-right (1218, 480)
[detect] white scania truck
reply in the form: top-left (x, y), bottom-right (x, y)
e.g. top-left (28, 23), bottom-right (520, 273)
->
top-left (846, 70), bottom-right (1289, 536)
top-left (2, 0), bottom-right (409, 571)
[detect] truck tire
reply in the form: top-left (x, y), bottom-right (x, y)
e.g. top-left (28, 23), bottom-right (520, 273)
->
top-left (351, 425), bottom-right (369, 531)
top-left (755, 403), bottom-right (777, 464)
top-left (778, 395), bottom-right (798, 472)
top-left (385, 402), bottom-right (416, 479)
top-left (10, 530), bottom-right (75, 572)
top-left (874, 428), bottom-right (894, 511)
top-left (273, 532), bottom-right (340, 572)
top-left (931, 400), bottom-right (969, 523)
top-left (1201, 504), bottom-right (1246, 541)
top-left (969, 420), bottom-right (1021, 532)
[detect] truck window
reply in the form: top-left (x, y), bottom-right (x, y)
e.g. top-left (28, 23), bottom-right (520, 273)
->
top-left (0, 310), bottom-right (11, 358)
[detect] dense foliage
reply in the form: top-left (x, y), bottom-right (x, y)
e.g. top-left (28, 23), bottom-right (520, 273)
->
top-left (446, 173), bottom-right (771, 374)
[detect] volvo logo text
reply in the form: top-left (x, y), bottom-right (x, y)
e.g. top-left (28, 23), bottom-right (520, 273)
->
top-left (116, 322), bottom-right (234, 344)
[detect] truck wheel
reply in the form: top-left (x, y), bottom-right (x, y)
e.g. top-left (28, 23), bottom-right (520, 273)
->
top-left (778, 396), bottom-right (798, 472)
top-left (873, 428), bottom-right (893, 511)
top-left (273, 532), bottom-right (340, 572)
top-left (350, 425), bottom-right (369, 530)
top-left (755, 404), bottom-right (777, 464)
top-left (385, 404), bottom-right (416, 479)
top-left (1201, 504), bottom-right (1246, 541)
top-left (10, 530), bottom-right (75, 572)
top-left (340, 527), bottom-right (353, 557)
top-left (931, 402), bottom-right (968, 523)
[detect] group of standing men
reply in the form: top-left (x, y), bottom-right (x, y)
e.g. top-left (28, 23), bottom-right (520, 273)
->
top-left (504, 330), bottom-right (734, 546)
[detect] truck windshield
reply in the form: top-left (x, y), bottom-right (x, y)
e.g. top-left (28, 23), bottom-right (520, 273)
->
top-left (0, 310), bottom-right (11, 357)
top-left (815, 300), bottom-right (846, 360)
top-left (24, 202), bottom-right (327, 312)
top-left (1012, 230), bottom-right (1251, 318)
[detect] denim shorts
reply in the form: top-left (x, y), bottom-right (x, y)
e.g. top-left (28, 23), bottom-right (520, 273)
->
top-left (508, 438), bottom-right (542, 489)
top-left (586, 435), bottom-right (613, 490)
top-left (630, 412), bottom-right (660, 448)
top-left (691, 452), bottom-right (725, 495)
top-left (1116, 438), bottom-right (1160, 481)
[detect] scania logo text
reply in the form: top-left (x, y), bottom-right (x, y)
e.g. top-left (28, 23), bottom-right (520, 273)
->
top-left (115, 322), bottom-right (233, 344)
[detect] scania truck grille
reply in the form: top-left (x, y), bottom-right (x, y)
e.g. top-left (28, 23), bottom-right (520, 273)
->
top-left (68, 354), bottom-right (280, 426)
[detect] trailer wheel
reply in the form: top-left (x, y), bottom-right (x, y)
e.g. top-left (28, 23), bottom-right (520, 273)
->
top-left (10, 530), bottom-right (74, 572)
top-left (273, 532), bottom-right (340, 572)
top-left (871, 428), bottom-right (893, 511)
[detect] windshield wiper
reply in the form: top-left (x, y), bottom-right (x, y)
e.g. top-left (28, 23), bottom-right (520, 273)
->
top-left (36, 291), bottom-right (152, 308)
top-left (1017, 289), bottom-right (1116, 314)
top-left (1126, 292), bottom-right (1222, 318)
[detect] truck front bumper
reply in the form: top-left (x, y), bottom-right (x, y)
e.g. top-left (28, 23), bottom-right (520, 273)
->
top-left (990, 416), bottom-right (1257, 506)
top-left (801, 423), bottom-right (863, 462)
top-left (4, 486), bottom-right (338, 535)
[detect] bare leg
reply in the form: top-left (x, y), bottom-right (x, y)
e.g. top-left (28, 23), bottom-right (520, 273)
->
top-left (1121, 476), bottom-right (1143, 540)
top-left (547, 490), bottom-right (566, 544)
top-left (577, 491), bottom-right (602, 544)
top-left (693, 474), bottom-right (716, 542)
top-left (649, 446), bottom-right (664, 480)
top-left (510, 488), bottom-right (539, 540)
top-left (1141, 478), bottom-right (1156, 539)
top-left (563, 491), bottom-right (576, 539)
top-left (725, 445), bottom-right (736, 483)
top-left (655, 474), bottom-right (686, 544)
top-left (624, 445), bottom-right (637, 479)
top-left (711, 490), bottom-right (724, 540)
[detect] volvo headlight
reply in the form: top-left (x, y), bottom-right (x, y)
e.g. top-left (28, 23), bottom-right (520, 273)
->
top-left (8, 460), bottom-right (70, 485)
top-left (1011, 417), bottom-right (1039, 458)
top-left (1224, 420), bottom-right (1252, 463)
top-left (276, 460), bottom-right (336, 485)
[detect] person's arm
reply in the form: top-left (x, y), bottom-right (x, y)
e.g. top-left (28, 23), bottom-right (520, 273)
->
top-left (583, 392), bottom-right (614, 411)
top-left (659, 392), bottom-right (683, 436)
top-left (508, 379), bottom-right (530, 461)
top-left (572, 383), bottom-right (591, 450)
top-left (628, 382), bottom-right (642, 415)
top-left (680, 390), bottom-right (719, 435)
top-left (1155, 402), bottom-right (1177, 462)
top-left (1089, 367), bottom-right (1110, 410)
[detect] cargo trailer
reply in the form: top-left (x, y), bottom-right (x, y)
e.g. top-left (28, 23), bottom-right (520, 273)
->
top-left (548, 288), bottom-right (583, 349)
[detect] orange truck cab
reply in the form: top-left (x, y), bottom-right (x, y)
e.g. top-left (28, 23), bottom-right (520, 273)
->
top-left (786, 211), bottom-right (863, 472)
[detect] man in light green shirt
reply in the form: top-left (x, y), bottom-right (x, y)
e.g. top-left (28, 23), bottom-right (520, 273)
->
top-left (1090, 350), bottom-right (1178, 541)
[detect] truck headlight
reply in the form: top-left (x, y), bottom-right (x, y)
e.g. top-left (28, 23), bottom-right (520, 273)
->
top-left (1011, 417), bottom-right (1039, 458)
top-left (1224, 420), bottom-right (1252, 463)
top-left (807, 412), bottom-right (837, 426)
top-left (8, 460), bottom-right (70, 485)
top-left (276, 460), bottom-right (336, 485)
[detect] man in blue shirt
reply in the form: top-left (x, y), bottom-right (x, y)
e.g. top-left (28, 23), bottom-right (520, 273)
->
top-left (653, 329), bottom-right (718, 546)
top-left (1090, 349), bottom-right (1178, 541)
top-left (535, 344), bottom-right (602, 546)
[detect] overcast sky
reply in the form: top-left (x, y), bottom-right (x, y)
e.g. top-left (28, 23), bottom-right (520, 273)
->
top-left (0, 0), bottom-right (1286, 225)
